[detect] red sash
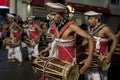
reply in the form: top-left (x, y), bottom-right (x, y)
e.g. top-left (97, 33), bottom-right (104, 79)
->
top-left (13, 31), bottom-right (21, 40)
top-left (29, 31), bottom-right (38, 39)
top-left (94, 40), bottom-right (108, 55)
top-left (56, 21), bottom-right (75, 63)
top-left (57, 44), bottom-right (75, 63)
top-left (49, 26), bottom-right (56, 34)
top-left (59, 21), bottom-right (74, 38)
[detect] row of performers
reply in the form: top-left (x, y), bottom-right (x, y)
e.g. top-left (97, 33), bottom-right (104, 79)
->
top-left (1, 20), bottom-right (43, 66)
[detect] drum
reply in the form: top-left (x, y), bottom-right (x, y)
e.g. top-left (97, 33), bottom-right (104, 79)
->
top-left (3, 37), bottom-right (20, 46)
top-left (32, 57), bottom-right (79, 80)
top-left (46, 33), bottom-right (55, 42)
top-left (91, 54), bottom-right (110, 71)
top-left (24, 37), bottom-right (36, 46)
top-left (102, 58), bottom-right (110, 71)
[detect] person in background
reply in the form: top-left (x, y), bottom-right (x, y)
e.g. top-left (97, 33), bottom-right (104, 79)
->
top-left (5, 14), bottom-right (23, 66)
top-left (25, 16), bottom-right (42, 60)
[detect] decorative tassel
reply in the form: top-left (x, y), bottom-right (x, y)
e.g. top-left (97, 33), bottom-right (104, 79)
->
top-left (39, 76), bottom-right (44, 80)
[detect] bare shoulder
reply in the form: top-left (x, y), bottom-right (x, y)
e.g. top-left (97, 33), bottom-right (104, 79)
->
top-left (102, 25), bottom-right (115, 37)
top-left (102, 25), bottom-right (112, 32)
top-left (69, 23), bottom-right (81, 30)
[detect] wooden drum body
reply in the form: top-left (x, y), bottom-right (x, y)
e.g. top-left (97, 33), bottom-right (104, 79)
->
top-left (46, 33), bottom-right (55, 42)
top-left (24, 37), bottom-right (36, 46)
top-left (91, 55), bottom-right (110, 71)
top-left (3, 37), bottom-right (20, 46)
top-left (32, 57), bottom-right (79, 80)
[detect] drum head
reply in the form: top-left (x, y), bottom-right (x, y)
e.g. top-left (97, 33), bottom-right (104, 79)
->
top-left (102, 59), bottom-right (110, 71)
top-left (64, 65), bottom-right (79, 80)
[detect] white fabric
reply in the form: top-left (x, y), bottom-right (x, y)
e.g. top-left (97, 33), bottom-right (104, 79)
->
top-left (69, 13), bottom-right (74, 18)
top-left (7, 13), bottom-right (14, 18)
top-left (45, 2), bottom-right (67, 10)
top-left (28, 16), bottom-right (35, 20)
top-left (48, 38), bottom-right (76, 63)
top-left (85, 69), bottom-right (108, 80)
top-left (7, 46), bottom-right (23, 62)
top-left (21, 42), bottom-right (27, 48)
top-left (27, 43), bottom-right (39, 57)
top-left (93, 36), bottom-right (108, 53)
top-left (48, 39), bottom-right (58, 57)
top-left (84, 11), bottom-right (102, 16)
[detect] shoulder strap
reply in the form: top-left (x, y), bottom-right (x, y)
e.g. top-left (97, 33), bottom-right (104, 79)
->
top-left (59, 21), bottom-right (74, 38)
top-left (88, 24), bottom-right (106, 36)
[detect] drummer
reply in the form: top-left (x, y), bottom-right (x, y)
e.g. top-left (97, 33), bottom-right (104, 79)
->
top-left (39, 0), bottom-right (94, 75)
top-left (25, 16), bottom-right (42, 60)
top-left (82, 11), bottom-right (117, 80)
top-left (5, 14), bottom-right (23, 66)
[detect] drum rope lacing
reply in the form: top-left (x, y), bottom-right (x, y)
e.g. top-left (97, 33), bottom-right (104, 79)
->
top-left (42, 57), bottom-right (55, 78)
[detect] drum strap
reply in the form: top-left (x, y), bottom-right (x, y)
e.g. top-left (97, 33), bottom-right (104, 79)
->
top-left (42, 58), bottom-right (55, 78)
top-left (59, 20), bottom-right (74, 38)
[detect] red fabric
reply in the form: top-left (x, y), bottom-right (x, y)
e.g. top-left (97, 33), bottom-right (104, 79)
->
top-left (86, 41), bottom-right (108, 55)
top-left (94, 41), bottom-right (108, 55)
top-left (57, 46), bottom-right (75, 63)
top-left (59, 21), bottom-right (74, 38)
top-left (39, 76), bottom-right (44, 80)
top-left (13, 31), bottom-right (21, 40)
top-left (49, 27), bottom-right (56, 34)
top-left (0, 0), bottom-right (10, 7)
top-left (29, 31), bottom-right (38, 39)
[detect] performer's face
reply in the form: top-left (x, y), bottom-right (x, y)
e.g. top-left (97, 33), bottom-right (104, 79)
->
top-left (28, 20), bottom-right (33, 24)
top-left (7, 17), bottom-right (14, 23)
top-left (50, 12), bottom-right (62, 24)
top-left (88, 16), bottom-right (98, 27)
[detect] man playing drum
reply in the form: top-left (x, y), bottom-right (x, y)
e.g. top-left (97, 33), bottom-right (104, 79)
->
top-left (82, 11), bottom-right (117, 80)
top-left (25, 16), bottom-right (42, 60)
top-left (5, 14), bottom-right (23, 66)
top-left (39, 1), bottom-right (94, 75)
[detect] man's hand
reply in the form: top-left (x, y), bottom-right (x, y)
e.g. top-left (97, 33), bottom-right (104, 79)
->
top-left (79, 56), bottom-right (92, 74)
top-left (39, 46), bottom-right (51, 57)
top-left (39, 49), bottom-right (47, 57)
top-left (106, 52), bottom-right (112, 63)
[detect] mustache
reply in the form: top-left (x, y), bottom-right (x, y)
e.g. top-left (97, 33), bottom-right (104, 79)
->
top-left (50, 20), bottom-right (55, 23)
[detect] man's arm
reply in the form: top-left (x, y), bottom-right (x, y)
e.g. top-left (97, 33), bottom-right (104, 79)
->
top-left (116, 31), bottom-right (120, 38)
top-left (104, 26), bottom-right (117, 62)
top-left (70, 24), bottom-right (94, 74)
top-left (34, 25), bottom-right (43, 41)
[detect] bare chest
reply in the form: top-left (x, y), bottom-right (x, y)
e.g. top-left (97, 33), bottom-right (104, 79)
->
top-left (59, 28), bottom-right (75, 39)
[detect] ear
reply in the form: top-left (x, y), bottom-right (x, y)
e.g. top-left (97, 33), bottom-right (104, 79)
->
top-left (95, 18), bottom-right (98, 23)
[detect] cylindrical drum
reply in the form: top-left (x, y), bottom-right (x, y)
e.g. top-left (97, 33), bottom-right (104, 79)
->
top-left (32, 57), bottom-right (79, 80)
top-left (3, 37), bottom-right (20, 46)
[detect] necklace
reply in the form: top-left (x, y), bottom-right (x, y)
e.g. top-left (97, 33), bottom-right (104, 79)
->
top-left (57, 20), bottom-right (68, 31)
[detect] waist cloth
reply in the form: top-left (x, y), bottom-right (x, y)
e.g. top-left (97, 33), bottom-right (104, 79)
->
top-left (94, 36), bottom-right (108, 55)
top-left (49, 38), bottom-right (76, 63)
